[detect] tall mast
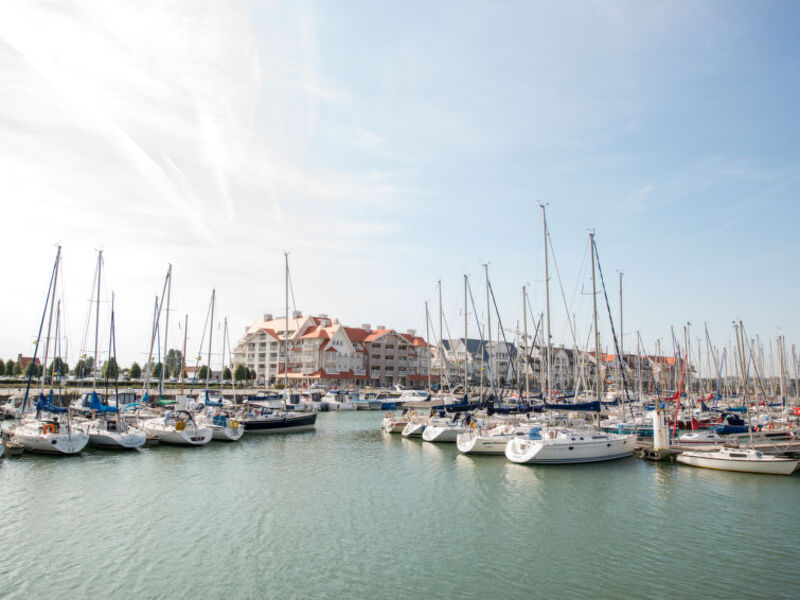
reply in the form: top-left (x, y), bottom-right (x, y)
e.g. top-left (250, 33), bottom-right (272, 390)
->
top-left (618, 271), bottom-right (623, 389)
top-left (438, 280), bottom-right (444, 390)
top-left (40, 246), bottom-right (62, 392)
top-left (792, 343), bottom-right (799, 399)
top-left (522, 285), bottom-right (529, 399)
top-left (92, 250), bottom-right (103, 390)
top-left (540, 204), bottom-right (552, 399)
top-left (464, 274), bottom-right (468, 391)
top-left (206, 289), bottom-right (215, 389)
top-left (590, 232), bottom-right (601, 402)
top-left (181, 314), bottom-right (188, 392)
top-left (735, 321), bottom-right (755, 448)
top-left (163, 264), bottom-right (172, 381)
top-left (425, 301), bottom-right (431, 392)
top-left (483, 264), bottom-right (491, 391)
top-left (284, 252), bottom-right (289, 391)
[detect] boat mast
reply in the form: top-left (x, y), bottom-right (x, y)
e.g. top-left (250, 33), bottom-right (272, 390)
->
top-left (464, 274), bottom-right (468, 392)
top-left (163, 264), bottom-right (172, 386)
top-left (590, 232), bottom-right (601, 403)
top-left (484, 263), bottom-right (491, 393)
top-left (438, 279), bottom-right (444, 392)
top-left (618, 271), bottom-right (623, 394)
top-left (792, 344), bottom-right (799, 400)
top-left (425, 301), bottom-right (431, 392)
top-left (181, 314), bottom-right (188, 393)
top-left (39, 247), bottom-right (61, 393)
top-left (206, 289), bottom-right (215, 389)
top-left (735, 321), bottom-right (755, 448)
top-left (284, 252), bottom-right (289, 392)
top-left (522, 285), bottom-right (529, 400)
top-left (92, 250), bottom-right (103, 390)
top-left (540, 204), bottom-right (552, 400)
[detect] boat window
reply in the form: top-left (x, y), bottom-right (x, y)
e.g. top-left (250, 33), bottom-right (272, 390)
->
top-left (729, 453), bottom-right (746, 458)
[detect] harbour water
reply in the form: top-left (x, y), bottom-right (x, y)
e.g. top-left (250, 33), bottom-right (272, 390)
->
top-left (1, 411), bottom-right (799, 599)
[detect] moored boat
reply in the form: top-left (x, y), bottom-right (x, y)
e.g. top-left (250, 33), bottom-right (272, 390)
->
top-left (676, 447), bottom-right (799, 475)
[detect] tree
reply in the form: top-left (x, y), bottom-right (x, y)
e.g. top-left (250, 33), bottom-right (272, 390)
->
top-left (24, 361), bottom-right (42, 377)
top-left (5, 360), bottom-right (13, 376)
top-left (129, 362), bottom-right (141, 379)
top-left (13, 360), bottom-right (21, 375)
top-left (197, 365), bottom-right (209, 380)
top-left (101, 358), bottom-right (118, 379)
top-left (74, 357), bottom-right (95, 378)
top-left (0, 360), bottom-right (5, 376)
top-left (48, 357), bottom-right (69, 378)
top-left (152, 362), bottom-right (165, 379)
top-left (164, 349), bottom-right (183, 378)
top-left (234, 364), bottom-right (247, 383)
top-left (222, 366), bottom-right (232, 381)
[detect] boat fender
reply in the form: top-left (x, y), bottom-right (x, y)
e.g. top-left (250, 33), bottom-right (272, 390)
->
top-left (175, 420), bottom-right (186, 431)
top-left (230, 420), bottom-right (239, 429)
top-left (768, 422), bottom-right (775, 430)
top-left (42, 424), bottom-right (56, 435)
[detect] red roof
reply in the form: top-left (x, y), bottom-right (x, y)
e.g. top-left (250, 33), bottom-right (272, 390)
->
top-left (301, 326), bottom-right (330, 340)
top-left (343, 327), bottom-right (370, 343)
top-left (364, 329), bottom-right (392, 342)
top-left (261, 328), bottom-right (281, 341)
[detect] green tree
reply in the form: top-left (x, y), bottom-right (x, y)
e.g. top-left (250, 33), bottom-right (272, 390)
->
top-left (13, 360), bottom-right (21, 375)
top-left (152, 362), bottom-right (165, 379)
top-left (24, 361), bottom-right (42, 377)
top-left (222, 366), bottom-right (232, 381)
top-left (197, 365), bottom-right (209, 380)
top-left (101, 358), bottom-right (119, 379)
top-left (129, 362), bottom-right (142, 379)
top-left (48, 357), bottom-right (69, 378)
top-left (74, 357), bottom-right (95, 378)
top-left (0, 360), bottom-right (5, 376)
top-left (164, 349), bottom-right (183, 378)
top-left (234, 364), bottom-right (247, 383)
top-left (5, 360), bottom-right (13, 376)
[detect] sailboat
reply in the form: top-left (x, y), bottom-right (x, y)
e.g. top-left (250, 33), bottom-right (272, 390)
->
top-left (12, 246), bottom-right (89, 455)
top-left (193, 293), bottom-right (244, 441)
top-left (241, 252), bottom-right (316, 434)
top-left (85, 284), bottom-right (146, 450)
top-left (677, 322), bottom-right (799, 475)
top-left (506, 230), bottom-right (635, 465)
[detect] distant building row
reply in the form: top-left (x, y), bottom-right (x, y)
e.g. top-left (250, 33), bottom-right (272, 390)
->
top-left (232, 313), bottom-right (433, 387)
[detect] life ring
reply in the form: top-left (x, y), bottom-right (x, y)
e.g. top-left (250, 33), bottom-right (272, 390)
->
top-left (230, 420), bottom-right (239, 429)
top-left (175, 420), bottom-right (186, 431)
top-left (42, 424), bottom-right (56, 435)
top-left (470, 421), bottom-right (477, 430)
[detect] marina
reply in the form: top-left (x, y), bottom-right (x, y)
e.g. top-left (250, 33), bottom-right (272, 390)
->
top-left (2, 410), bottom-right (800, 599)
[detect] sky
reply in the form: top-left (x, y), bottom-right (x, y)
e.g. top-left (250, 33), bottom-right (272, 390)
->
top-left (1, 0), bottom-right (799, 374)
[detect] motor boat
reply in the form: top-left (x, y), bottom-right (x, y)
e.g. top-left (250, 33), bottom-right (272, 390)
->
top-left (141, 410), bottom-right (212, 446)
top-left (382, 411), bottom-right (410, 433)
top-left (505, 426), bottom-right (636, 464)
top-left (240, 404), bottom-right (316, 434)
top-left (677, 447), bottom-right (799, 475)
top-left (676, 430), bottom-right (726, 445)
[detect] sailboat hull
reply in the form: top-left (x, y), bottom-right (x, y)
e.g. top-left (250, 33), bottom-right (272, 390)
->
top-left (505, 433), bottom-right (635, 464)
top-left (677, 452), bottom-right (799, 475)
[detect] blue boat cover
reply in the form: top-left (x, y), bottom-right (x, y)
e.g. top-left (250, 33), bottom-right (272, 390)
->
top-left (89, 391), bottom-right (118, 413)
top-left (35, 391), bottom-right (67, 414)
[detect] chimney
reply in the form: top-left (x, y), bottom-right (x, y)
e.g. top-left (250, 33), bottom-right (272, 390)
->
top-left (361, 323), bottom-right (371, 331)
top-left (319, 313), bottom-right (328, 319)
top-left (406, 329), bottom-right (416, 336)
top-left (377, 325), bottom-right (385, 330)
top-left (264, 313), bottom-right (273, 321)
top-left (292, 310), bottom-right (302, 319)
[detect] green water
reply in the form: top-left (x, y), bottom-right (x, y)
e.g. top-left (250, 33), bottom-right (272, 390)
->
top-left (1, 412), bottom-right (798, 599)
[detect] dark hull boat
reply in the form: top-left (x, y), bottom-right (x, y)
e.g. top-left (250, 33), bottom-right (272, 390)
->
top-left (242, 411), bottom-right (317, 434)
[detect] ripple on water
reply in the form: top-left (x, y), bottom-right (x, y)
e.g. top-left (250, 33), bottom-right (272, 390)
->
top-left (2, 412), bottom-right (800, 599)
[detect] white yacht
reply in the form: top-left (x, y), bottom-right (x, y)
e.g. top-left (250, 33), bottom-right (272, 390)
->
top-left (13, 414), bottom-right (89, 455)
top-left (505, 426), bottom-right (636, 464)
top-left (457, 423), bottom-right (523, 455)
top-left (422, 419), bottom-right (472, 443)
top-left (85, 417), bottom-right (147, 449)
top-left (382, 411), bottom-right (409, 433)
top-left (677, 447), bottom-right (799, 475)
top-left (195, 408), bottom-right (244, 441)
top-left (141, 410), bottom-right (212, 446)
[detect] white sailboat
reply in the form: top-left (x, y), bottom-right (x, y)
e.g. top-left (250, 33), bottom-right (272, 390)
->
top-left (13, 247), bottom-right (89, 455)
top-left (677, 447), bottom-right (798, 475)
top-left (457, 423), bottom-right (521, 455)
top-left (141, 410), bottom-right (212, 445)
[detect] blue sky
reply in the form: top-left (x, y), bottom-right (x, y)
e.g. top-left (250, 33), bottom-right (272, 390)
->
top-left (1, 1), bottom-right (798, 372)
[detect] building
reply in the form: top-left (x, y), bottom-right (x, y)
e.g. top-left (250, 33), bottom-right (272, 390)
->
top-left (233, 313), bottom-right (432, 387)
